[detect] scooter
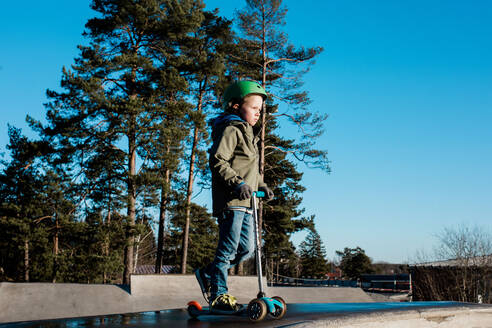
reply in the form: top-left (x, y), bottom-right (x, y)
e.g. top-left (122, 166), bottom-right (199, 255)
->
top-left (187, 191), bottom-right (287, 322)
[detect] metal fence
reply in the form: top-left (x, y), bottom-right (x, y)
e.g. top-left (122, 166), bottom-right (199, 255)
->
top-left (269, 273), bottom-right (412, 293)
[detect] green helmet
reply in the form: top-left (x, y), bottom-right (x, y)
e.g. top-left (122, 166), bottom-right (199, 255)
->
top-left (222, 80), bottom-right (267, 110)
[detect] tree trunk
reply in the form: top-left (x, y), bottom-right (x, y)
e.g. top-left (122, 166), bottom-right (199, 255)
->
top-left (24, 239), bottom-right (29, 282)
top-left (181, 89), bottom-right (205, 274)
top-left (236, 262), bottom-right (244, 275)
top-left (123, 58), bottom-right (139, 284)
top-left (103, 199), bottom-right (111, 283)
top-left (52, 222), bottom-right (59, 283)
top-left (275, 256), bottom-right (280, 282)
top-left (103, 240), bottom-right (108, 283)
top-left (123, 126), bottom-right (137, 285)
top-left (155, 188), bottom-right (165, 274)
top-left (180, 126), bottom-right (197, 274)
top-left (155, 168), bottom-right (170, 273)
top-left (134, 234), bottom-right (141, 273)
top-left (253, 10), bottom-right (268, 276)
top-left (258, 5), bottom-right (268, 245)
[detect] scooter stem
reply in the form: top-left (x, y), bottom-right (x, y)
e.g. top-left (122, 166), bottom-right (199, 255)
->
top-left (252, 192), bottom-right (265, 297)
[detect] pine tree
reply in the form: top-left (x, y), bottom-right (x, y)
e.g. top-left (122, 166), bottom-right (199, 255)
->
top-left (261, 121), bottom-right (315, 278)
top-left (40, 170), bottom-right (80, 282)
top-left (233, 0), bottom-right (330, 246)
top-left (29, 0), bottom-right (202, 283)
top-left (298, 225), bottom-right (330, 278)
top-left (163, 198), bottom-right (218, 271)
top-left (0, 127), bottom-right (55, 281)
top-left (144, 98), bottom-right (190, 274)
top-left (133, 0), bottom-right (211, 275)
top-left (177, 9), bottom-right (232, 273)
top-left (0, 127), bottom-right (117, 283)
top-left (218, 0), bottom-right (328, 275)
top-left (336, 247), bottom-right (375, 280)
top-left (81, 134), bottom-right (127, 283)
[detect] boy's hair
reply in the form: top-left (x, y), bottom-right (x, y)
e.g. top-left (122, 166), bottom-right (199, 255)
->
top-left (224, 96), bottom-right (247, 114)
top-left (222, 80), bottom-right (267, 113)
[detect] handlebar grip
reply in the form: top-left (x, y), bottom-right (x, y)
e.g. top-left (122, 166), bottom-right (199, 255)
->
top-left (255, 191), bottom-right (265, 198)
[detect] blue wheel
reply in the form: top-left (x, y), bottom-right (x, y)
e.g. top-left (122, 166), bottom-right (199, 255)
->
top-left (270, 296), bottom-right (287, 319)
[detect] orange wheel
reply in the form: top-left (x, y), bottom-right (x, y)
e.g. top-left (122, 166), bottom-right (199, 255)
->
top-left (187, 301), bottom-right (202, 318)
top-left (247, 298), bottom-right (267, 322)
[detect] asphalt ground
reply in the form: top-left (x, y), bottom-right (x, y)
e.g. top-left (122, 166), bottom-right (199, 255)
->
top-left (1, 301), bottom-right (473, 328)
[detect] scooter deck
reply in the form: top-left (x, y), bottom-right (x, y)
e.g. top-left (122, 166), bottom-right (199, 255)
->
top-left (187, 301), bottom-right (246, 317)
top-left (201, 304), bottom-right (246, 315)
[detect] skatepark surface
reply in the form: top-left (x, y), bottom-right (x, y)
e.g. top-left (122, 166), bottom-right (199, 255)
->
top-left (0, 275), bottom-right (374, 323)
top-left (2, 302), bottom-right (492, 328)
top-left (2, 275), bottom-right (492, 327)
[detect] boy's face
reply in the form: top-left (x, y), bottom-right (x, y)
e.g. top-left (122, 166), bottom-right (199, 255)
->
top-left (235, 94), bottom-right (263, 126)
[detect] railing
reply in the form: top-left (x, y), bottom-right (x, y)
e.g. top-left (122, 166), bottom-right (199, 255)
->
top-left (269, 273), bottom-right (412, 294)
top-left (360, 274), bottom-right (412, 293)
top-left (269, 273), bottom-right (358, 287)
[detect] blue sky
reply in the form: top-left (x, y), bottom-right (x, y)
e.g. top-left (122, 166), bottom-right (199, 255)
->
top-left (1, 1), bottom-right (491, 263)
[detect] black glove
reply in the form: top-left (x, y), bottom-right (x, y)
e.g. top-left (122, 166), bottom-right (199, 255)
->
top-left (259, 185), bottom-right (274, 201)
top-left (236, 183), bottom-right (253, 200)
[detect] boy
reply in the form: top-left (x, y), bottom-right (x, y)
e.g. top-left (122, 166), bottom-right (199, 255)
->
top-left (195, 80), bottom-right (274, 312)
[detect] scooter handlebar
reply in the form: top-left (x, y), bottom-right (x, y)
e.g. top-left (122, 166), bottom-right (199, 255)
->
top-left (254, 191), bottom-right (265, 198)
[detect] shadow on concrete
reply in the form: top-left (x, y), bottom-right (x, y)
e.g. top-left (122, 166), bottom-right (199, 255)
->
top-left (115, 284), bottom-right (131, 294)
top-left (3, 301), bottom-right (485, 328)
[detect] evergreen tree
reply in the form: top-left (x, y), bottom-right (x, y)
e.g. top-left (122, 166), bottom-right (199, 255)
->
top-left (261, 121), bottom-right (314, 278)
top-left (54, 216), bottom-right (124, 283)
top-left (135, 0), bottom-right (210, 275)
top-left (29, 0), bottom-right (202, 283)
top-left (233, 0), bottom-right (330, 246)
top-left (336, 247), bottom-right (375, 280)
top-left (175, 9), bottom-right (232, 273)
top-left (0, 127), bottom-right (55, 281)
top-left (217, 0), bottom-right (328, 275)
top-left (164, 198), bottom-right (218, 271)
top-left (298, 224), bottom-right (330, 278)
top-left (1, 0), bottom-right (330, 283)
top-left (0, 127), bottom-right (120, 283)
top-left (143, 97), bottom-right (190, 274)
top-left (81, 134), bottom-right (127, 283)
top-left (39, 170), bottom-right (80, 282)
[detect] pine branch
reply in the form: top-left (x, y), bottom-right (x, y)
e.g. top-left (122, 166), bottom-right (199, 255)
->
top-left (228, 53), bottom-right (263, 68)
top-left (266, 57), bottom-right (304, 65)
top-left (102, 77), bottom-right (126, 93)
top-left (264, 145), bottom-right (295, 154)
top-left (276, 113), bottom-right (316, 138)
top-left (34, 215), bottom-right (54, 224)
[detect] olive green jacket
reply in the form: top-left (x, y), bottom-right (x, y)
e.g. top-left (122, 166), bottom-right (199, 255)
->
top-left (209, 114), bottom-right (267, 216)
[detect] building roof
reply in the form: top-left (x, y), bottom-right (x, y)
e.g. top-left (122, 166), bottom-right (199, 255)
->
top-left (414, 255), bottom-right (492, 267)
top-left (134, 265), bottom-right (177, 274)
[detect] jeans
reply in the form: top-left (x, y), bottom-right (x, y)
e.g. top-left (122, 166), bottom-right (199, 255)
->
top-left (203, 208), bottom-right (255, 300)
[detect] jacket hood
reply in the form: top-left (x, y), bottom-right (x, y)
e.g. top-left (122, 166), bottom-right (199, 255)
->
top-left (210, 114), bottom-right (251, 142)
top-left (212, 114), bottom-right (245, 128)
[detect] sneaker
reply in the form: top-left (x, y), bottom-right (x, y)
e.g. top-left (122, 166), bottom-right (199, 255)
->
top-left (194, 268), bottom-right (211, 302)
top-left (210, 294), bottom-right (240, 313)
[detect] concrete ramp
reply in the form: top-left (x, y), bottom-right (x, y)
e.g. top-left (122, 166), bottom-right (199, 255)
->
top-left (0, 282), bottom-right (132, 323)
top-left (130, 275), bottom-right (374, 306)
top-left (130, 274), bottom-right (268, 307)
top-left (0, 275), bottom-right (375, 323)
top-left (268, 286), bottom-right (375, 303)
